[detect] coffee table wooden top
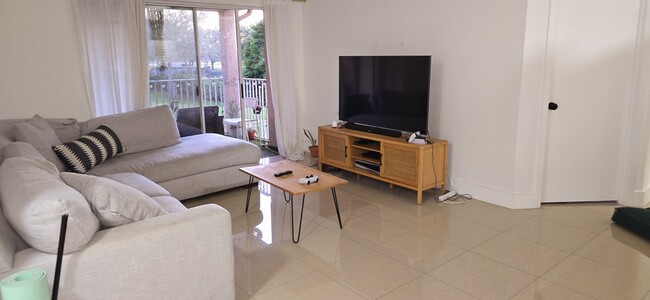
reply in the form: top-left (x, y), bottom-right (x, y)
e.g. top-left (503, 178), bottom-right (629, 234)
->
top-left (240, 160), bottom-right (348, 196)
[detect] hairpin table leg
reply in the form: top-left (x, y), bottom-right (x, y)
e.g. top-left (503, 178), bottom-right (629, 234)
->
top-left (283, 191), bottom-right (290, 203)
top-left (291, 194), bottom-right (306, 243)
top-left (331, 188), bottom-right (343, 229)
top-left (245, 176), bottom-right (254, 213)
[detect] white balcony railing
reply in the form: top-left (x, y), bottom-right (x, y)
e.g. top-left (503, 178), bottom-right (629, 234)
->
top-left (148, 77), bottom-right (269, 141)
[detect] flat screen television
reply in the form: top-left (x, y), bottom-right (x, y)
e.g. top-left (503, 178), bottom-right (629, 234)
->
top-left (339, 55), bottom-right (431, 136)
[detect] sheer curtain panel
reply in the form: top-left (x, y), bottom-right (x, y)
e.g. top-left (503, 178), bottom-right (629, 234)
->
top-left (71, 0), bottom-right (147, 117)
top-left (263, 0), bottom-right (304, 161)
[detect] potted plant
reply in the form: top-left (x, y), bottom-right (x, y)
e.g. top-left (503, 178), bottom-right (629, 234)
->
top-left (303, 129), bottom-right (318, 157)
top-left (253, 104), bottom-right (262, 114)
top-left (247, 128), bottom-right (257, 141)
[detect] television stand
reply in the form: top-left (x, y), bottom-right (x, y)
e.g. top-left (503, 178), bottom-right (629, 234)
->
top-left (318, 125), bottom-right (447, 204)
top-left (344, 123), bottom-right (402, 138)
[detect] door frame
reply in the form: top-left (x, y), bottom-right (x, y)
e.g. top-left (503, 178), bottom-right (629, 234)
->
top-left (146, 2), bottom-right (265, 141)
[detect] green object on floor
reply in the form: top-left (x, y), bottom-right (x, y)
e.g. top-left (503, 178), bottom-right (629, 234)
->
top-left (0, 268), bottom-right (50, 300)
top-left (611, 207), bottom-right (650, 241)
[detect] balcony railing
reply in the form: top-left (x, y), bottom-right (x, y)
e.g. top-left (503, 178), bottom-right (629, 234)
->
top-left (148, 77), bottom-right (269, 141)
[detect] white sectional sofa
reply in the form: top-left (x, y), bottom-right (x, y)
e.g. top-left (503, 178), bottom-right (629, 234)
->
top-left (0, 105), bottom-right (261, 299)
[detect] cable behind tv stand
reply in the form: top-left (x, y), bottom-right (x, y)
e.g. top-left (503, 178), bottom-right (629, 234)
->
top-left (344, 123), bottom-right (403, 138)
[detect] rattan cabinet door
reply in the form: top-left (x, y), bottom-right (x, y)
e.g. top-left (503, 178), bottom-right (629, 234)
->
top-left (382, 143), bottom-right (417, 185)
top-left (321, 132), bottom-right (349, 168)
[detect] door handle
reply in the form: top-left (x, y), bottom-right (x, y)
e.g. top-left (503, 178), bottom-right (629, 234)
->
top-left (344, 146), bottom-right (348, 157)
top-left (548, 102), bottom-right (559, 110)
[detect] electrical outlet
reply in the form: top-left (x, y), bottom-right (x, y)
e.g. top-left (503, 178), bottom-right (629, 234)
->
top-left (439, 190), bottom-right (457, 201)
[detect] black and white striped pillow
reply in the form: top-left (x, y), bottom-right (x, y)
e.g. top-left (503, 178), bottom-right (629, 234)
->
top-left (52, 125), bottom-right (126, 173)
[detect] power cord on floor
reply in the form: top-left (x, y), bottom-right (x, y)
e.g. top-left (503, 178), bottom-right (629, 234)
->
top-left (437, 192), bottom-right (473, 205)
top-left (429, 141), bottom-right (472, 205)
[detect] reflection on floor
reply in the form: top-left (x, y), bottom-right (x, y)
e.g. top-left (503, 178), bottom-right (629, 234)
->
top-left (183, 165), bottom-right (650, 300)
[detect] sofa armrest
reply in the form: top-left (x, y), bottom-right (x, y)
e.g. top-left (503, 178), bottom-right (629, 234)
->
top-left (56, 204), bottom-right (234, 299)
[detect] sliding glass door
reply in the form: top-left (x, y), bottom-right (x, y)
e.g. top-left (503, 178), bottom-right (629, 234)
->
top-left (145, 6), bottom-right (267, 141)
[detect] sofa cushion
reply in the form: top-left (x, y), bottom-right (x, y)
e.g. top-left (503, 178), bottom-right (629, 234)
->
top-left (0, 204), bottom-right (28, 274)
top-left (3, 142), bottom-right (59, 172)
top-left (0, 123), bottom-right (15, 141)
top-left (60, 173), bottom-right (167, 228)
top-left (151, 195), bottom-right (188, 213)
top-left (81, 105), bottom-right (181, 155)
top-left (0, 118), bottom-right (82, 143)
top-left (102, 173), bottom-right (171, 197)
top-left (0, 157), bottom-right (99, 254)
top-left (0, 134), bottom-right (10, 164)
top-left (52, 125), bottom-right (126, 173)
top-left (101, 173), bottom-right (187, 213)
top-left (47, 118), bottom-right (82, 143)
top-left (86, 134), bottom-right (261, 183)
top-left (14, 115), bottom-right (66, 171)
top-left (0, 134), bottom-right (10, 145)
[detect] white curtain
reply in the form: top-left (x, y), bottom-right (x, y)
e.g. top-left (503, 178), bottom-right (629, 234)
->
top-left (264, 0), bottom-right (304, 161)
top-left (71, 0), bottom-right (147, 117)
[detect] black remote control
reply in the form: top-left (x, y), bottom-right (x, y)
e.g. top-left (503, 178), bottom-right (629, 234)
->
top-left (274, 170), bottom-right (293, 177)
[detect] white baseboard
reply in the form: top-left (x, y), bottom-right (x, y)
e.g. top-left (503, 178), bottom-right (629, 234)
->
top-left (618, 190), bottom-right (650, 207)
top-left (450, 177), bottom-right (540, 209)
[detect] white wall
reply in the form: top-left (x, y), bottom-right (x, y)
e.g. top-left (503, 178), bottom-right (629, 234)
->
top-left (301, 0), bottom-right (528, 206)
top-left (0, 0), bottom-right (90, 120)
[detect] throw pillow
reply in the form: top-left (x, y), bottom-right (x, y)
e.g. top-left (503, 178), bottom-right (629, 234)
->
top-left (60, 172), bottom-right (167, 228)
top-left (0, 157), bottom-right (99, 254)
top-left (14, 115), bottom-right (66, 171)
top-left (52, 124), bottom-right (126, 173)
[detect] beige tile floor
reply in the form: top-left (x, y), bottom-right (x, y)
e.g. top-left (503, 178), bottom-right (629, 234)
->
top-left (184, 161), bottom-right (650, 300)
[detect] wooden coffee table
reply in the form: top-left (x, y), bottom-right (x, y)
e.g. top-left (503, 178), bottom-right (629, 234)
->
top-left (240, 160), bottom-right (348, 243)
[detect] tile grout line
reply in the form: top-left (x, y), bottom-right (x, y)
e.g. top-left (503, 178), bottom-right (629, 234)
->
top-left (536, 206), bottom-right (613, 234)
top-left (533, 253), bottom-right (602, 300)
top-left (504, 215), bottom-right (599, 254)
top-left (315, 268), bottom-right (373, 300)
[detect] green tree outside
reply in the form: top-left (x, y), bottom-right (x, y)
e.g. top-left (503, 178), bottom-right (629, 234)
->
top-left (241, 21), bottom-right (266, 79)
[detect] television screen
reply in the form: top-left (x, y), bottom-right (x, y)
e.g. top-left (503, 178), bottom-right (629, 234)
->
top-left (339, 56), bottom-right (431, 134)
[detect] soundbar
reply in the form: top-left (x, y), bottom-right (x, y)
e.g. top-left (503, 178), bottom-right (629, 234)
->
top-left (344, 122), bottom-right (402, 137)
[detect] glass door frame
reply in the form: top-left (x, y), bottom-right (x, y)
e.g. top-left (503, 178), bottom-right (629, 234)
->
top-left (145, 1), bottom-right (262, 140)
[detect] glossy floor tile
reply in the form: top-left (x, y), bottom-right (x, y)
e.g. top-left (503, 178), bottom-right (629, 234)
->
top-left (509, 279), bottom-right (595, 300)
top-left (373, 230), bottom-right (465, 273)
top-left (471, 233), bottom-right (570, 276)
top-left (252, 272), bottom-right (365, 300)
top-left (506, 217), bottom-right (597, 253)
top-left (378, 275), bottom-right (477, 300)
top-left (429, 252), bottom-right (536, 299)
top-left (320, 249), bottom-right (422, 299)
top-left (542, 255), bottom-right (650, 300)
top-left (185, 165), bottom-right (649, 300)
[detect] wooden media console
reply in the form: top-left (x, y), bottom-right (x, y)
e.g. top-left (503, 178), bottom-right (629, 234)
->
top-left (318, 125), bottom-right (447, 204)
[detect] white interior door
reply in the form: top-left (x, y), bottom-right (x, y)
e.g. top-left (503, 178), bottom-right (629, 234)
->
top-left (542, 0), bottom-right (640, 203)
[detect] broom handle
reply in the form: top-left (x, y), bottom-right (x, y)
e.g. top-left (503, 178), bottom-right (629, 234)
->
top-left (51, 214), bottom-right (68, 300)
